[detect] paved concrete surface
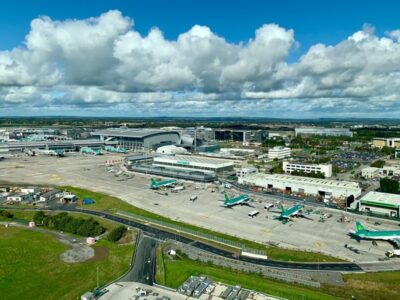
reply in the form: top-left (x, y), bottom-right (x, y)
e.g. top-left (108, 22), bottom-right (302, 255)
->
top-left (2, 155), bottom-right (400, 262)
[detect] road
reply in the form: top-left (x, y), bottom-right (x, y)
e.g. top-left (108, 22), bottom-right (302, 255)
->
top-left (16, 205), bottom-right (362, 272)
top-left (121, 232), bottom-right (156, 284)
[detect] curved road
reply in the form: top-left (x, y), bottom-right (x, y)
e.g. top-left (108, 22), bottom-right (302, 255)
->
top-left (45, 206), bottom-right (362, 272)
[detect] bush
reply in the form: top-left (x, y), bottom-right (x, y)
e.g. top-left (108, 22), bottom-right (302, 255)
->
top-left (370, 160), bottom-right (385, 168)
top-left (33, 212), bottom-right (105, 236)
top-left (0, 210), bottom-right (14, 219)
top-left (107, 225), bottom-right (127, 242)
top-left (380, 177), bottom-right (400, 194)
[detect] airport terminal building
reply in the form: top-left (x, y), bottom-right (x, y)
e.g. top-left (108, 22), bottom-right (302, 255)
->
top-left (238, 173), bottom-right (361, 202)
top-left (92, 128), bottom-right (180, 151)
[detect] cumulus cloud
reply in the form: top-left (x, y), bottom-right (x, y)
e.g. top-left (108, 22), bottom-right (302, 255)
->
top-left (1, 10), bottom-right (400, 116)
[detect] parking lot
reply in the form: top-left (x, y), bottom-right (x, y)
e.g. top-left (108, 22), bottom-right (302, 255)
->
top-left (1, 154), bottom-right (400, 262)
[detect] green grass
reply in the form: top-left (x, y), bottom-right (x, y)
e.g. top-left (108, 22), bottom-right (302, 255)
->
top-left (321, 272), bottom-right (400, 300)
top-left (155, 245), bottom-right (166, 285)
top-left (0, 226), bottom-right (134, 300)
top-left (162, 253), bottom-right (341, 300)
top-left (62, 186), bottom-right (343, 262)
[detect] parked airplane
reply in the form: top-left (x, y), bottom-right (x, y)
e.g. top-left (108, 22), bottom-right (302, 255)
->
top-left (222, 194), bottom-right (251, 207)
top-left (149, 178), bottom-right (177, 189)
top-left (349, 221), bottom-right (400, 243)
top-left (81, 147), bottom-right (102, 155)
top-left (273, 203), bottom-right (304, 221)
top-left (104, 146), bottom-right (128, 153)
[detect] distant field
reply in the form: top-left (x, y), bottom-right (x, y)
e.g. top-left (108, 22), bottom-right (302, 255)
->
top-left (63, 185), bottom-right (344, 262)
top-left (0, 226), bottom-right (134, 300)
top-left (160, 251), bottom-right (400, 300)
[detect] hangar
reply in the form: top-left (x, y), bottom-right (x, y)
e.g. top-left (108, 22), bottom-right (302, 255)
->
top-left (92, 128), bottom-right (181, 151)
top-left (359, 191), bottom-right (400, 218)
top-left (238, 173), bottom-right (362, 205)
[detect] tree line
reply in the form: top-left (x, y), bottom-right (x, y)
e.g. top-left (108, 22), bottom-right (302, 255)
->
top-left (33, 211), bottom-right (105, 237)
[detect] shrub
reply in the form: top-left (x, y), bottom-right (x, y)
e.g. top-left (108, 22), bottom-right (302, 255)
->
top-left (107, 225), bottom-right (127, 242)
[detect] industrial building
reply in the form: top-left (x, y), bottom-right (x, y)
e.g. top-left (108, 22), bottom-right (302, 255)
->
top-left (295, 128), bottom-right (353, 137)
top-left (361, 167), bottom-right (380, 179)
top-left (91, 128), bottom-right (180, 151)
top-left (268, 146), bottom-right (291, 159)
top-left (358, 191), bottom-right (400, 218)
top-left (372, 138), bottom-right (400, 149)
top-left (361, 166), bottom-right (400, 178)
top-left (236, 166), bottom-right (258, 178)
top-left (238, 173), bottom-right (362, 202)
top-left (283, 161), bottom-right (332, 178)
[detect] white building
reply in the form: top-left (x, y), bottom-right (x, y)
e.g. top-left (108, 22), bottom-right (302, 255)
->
top-left (238, 173), bottom-right (361, 200)
top-left (379, 166), bottom-right (400, 178)
top-left (268, 146), bottom-right (291, 160)
top-left (7, 192), bottom-right (32, 202)
top-left (359, 191), bottom-right (400, 218)
top-left (283, 161), bottom-right (332, 178)
top-left (361, 167), bottom-right (380, 179)
top-left (236, 166), bottom-right (258, 178)
top-left (153, 155), bottom-right (235, 176)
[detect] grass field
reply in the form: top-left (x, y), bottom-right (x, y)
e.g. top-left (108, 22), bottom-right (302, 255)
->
top-left (0, 226), bottom-right (134, 300)
top-left (63, 185), bottom-right (343, 262)
top-left (160, 251), bottom-right (400, 300)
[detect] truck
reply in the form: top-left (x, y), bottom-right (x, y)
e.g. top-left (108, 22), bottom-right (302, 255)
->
top-left (386, 249), bottom-right (400, 257)
top-left (190, 195), bottom-right (198, 202)
top-left (248, 210), bottom-right (259, 218)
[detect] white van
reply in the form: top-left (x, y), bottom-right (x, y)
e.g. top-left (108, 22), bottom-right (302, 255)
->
top-left (190, 195), bottom-right (198, 201)
top-left (264, 203), bottom-right (274, 210)
top-left (248, 210), bottom-right (259, 218)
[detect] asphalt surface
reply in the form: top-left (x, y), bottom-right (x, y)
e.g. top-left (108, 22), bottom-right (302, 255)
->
top-left (121, 233), bottom-right (156, 284)
top-left (51, 206), bottom-right (362, 272)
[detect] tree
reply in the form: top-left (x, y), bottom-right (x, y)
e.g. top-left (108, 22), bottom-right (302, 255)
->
top-left (370, 160), bottom-right (385, 168)
top-left (107, 225), bottom-right (127, 242)
top-left (380, 177), bottom-right (400, 194)
top-left (33, 211), bottom-right (46, 225)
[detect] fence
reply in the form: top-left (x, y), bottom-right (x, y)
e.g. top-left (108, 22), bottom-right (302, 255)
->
top-left (116, 210), bottom-right (267, 256)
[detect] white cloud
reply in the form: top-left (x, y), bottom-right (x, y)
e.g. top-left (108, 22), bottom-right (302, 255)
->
top-left (1, 10), bottom-right (400, 117)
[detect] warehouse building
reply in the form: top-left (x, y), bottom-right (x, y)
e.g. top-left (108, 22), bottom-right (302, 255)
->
top-left (295, 128), bottom-right (353, 137)
top-left (358, 191), bottom-right (400, 218)
top-left (92, 128), bottom-right (181, 151)
top-left (361, 167), bottom-right (380, 179)
top-left (268, 146), bottom-right (291, 160)
top-left (238, 173), bottom-right (361, 203)
top-left (283, 161), bottom-right (332, 178)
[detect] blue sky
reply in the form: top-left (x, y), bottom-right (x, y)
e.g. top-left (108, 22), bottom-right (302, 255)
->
top-left (1, 1), bottom-right (398, 54)
top-left (1, 1), bottom-right (400, 117)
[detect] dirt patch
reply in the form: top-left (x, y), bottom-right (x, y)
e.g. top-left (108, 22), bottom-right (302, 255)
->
top-left (89, 246), bottom-right (109, 261)
top-left (118, 231), bottom-right (135, 244)
top-left (60, 244), bottom-right (94, 263)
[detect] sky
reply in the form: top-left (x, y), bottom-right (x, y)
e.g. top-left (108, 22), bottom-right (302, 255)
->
top-left (1, 0), bottom-right (400, 118)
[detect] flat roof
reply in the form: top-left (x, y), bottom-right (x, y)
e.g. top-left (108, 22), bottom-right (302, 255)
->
top-left (92, 128), bottom-right (178, 138)
top-left (360, 191), bottom-right (400, 208)
top-left (154, 154), bottom-right (234, 168)
top-left (243, 173), bottom-right (360, 189)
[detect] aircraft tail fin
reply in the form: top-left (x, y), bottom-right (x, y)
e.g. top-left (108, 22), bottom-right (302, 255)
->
top-left (224, 194), bottom-right (230, 204)
top-left (280, 203), bottom-right (286, 213)
top-left (355, 221), bottom-right (365, 232)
